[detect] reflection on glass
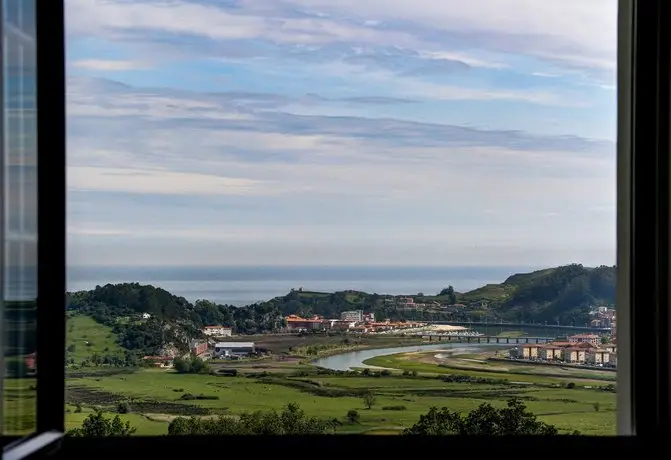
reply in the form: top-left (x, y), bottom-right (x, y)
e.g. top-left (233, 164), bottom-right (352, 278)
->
top-left (1, 0), bottom-right (37, 435)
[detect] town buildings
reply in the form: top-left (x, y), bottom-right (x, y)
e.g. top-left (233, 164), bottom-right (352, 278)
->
top-left (508, 334), bottom-right (617, 367)
top-left (213, 342), bottom-right (255, 358)
top-left (284, 313), bottom-right (425, 334)
top-left (201, 326), bottom-right (232, 337)
top-left (285, 315), bottom-right (327, 331)
top-left (568, 334), bottom-right (600, 347)
top-left (340, 310), bottom-right (364, 322)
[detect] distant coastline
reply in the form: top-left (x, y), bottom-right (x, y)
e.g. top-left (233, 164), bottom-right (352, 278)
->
top-left (66, 265), bottom-right (544, 306)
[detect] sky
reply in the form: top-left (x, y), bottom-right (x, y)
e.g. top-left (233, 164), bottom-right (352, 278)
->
top-left (64, 0), bottom-right (618, 268)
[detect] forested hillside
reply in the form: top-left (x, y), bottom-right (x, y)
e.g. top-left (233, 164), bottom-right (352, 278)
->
top-left (256, 264), bottom-right (615, 325)
top-left (492, 264), bottom-right (615, 324)
top-left (67, 283), bottom-right (285, 355)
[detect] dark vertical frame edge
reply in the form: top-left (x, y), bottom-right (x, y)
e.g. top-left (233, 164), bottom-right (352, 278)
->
top-left (35, 0), bottom-right (66, 433)
top-left (627, 0), bottom-right (671, 435)
top-left (616, 0), bottom-right (633, 436)
top-left (0, 0), bottom-right (6, 436)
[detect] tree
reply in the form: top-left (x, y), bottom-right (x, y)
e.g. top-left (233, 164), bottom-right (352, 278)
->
top-left (329, 418), bottom-right (342, 433)
top-left (168, 403), bottom-right (331, 435)
top-left (362, 392), bottom-right (376, 410)
top-left (67, 410), bottom-right (137, 437)
top-left (347, 409), bottom-right (360, 424)
top-left (439, 286), bottom-right (457, 304)
top-left (173, 355), bottom-right (210, 374)
top-left (403, 398), bottom-right (561, 436)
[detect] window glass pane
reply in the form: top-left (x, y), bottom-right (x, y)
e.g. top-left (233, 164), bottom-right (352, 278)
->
top-left (65, 0), bottom-right (617, 436)
top-left (1, 0), bottom-right (37, 436)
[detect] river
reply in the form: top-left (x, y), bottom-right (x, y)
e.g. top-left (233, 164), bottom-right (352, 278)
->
top-left (312, 343), bottom-right (510, 371)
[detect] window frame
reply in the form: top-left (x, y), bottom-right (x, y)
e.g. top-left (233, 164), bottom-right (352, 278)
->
top-left (1, 0), bottom-right (66, 456)
top-left (3, 0), bottom-right (670, 456)
top-left (623, 0), bottom-right (671, 435)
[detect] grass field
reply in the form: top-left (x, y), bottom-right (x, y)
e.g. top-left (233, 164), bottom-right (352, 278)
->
top-left (363, 352), bottom-right (615, 386)
top-left (65, 361), bottom-right (616, 436)
top-left (57, 324), bottom-right (616, 437)
top-left (225, 333), bottom-right (426, 355)
top-left (66, 315), bottom-right (125, 362)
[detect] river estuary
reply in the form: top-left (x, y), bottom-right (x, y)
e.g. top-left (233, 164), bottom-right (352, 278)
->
top-left (312, 342), bottom-right (510, 371)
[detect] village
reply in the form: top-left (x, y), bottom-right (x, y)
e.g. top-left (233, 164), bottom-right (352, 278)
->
top-left (508, 333), bottom-right (617, 368)
top-left (139, 305), bottom-right (617, 370)
top-left (140, 309), bottom-right (434, 367)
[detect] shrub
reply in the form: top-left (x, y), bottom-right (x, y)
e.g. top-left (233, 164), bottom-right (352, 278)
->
top-left (116, 402), bottom-right (130, 414)
top-left (347, 409), bottom-right (360, 424)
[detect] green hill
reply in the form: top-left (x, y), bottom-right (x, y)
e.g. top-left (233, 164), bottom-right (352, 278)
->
top-left (67, 283), bottom-right (285, 357)
top-left (67, 265), bottom-right (615, 359)
top-left (258, 264), bottom-right (615, 325)
top-left (461, 264), bottom-right (616, 324)
top-left (66, 314), bottom-right (126, 363)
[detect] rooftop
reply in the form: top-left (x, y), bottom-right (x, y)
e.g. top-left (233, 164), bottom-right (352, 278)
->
top-left (214, 342), bottom-right (255, 348)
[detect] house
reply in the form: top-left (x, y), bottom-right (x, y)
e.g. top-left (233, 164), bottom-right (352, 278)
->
top-left (562, 347), bottom-right (587, 363)
top-left (190, 340), bottom-right (208, 357)
top-left (568, 334), bottom-right (600, 347)
top-left (586, 349), bottom-right (610, 365)
top-left (286, 315), bottom-right (327, 331)
top-left (213, 342), bottom-right (255, 358)
top-left (517, 344), bottom-right (540, 359)
top-left (601, 343), bottom-right (617, 353)
top-left (539, 344), bottom-right (564, 360)
top-left (328, 320), bottom-right (356, 331)
top-left (142, 313), bottom-right (151, 319)
top-left (202, 326), bottom-right (232, 337)
top-left (340, 310), bottom-right (364, 322)
top-left (573, 341), bottom-right (597, 350)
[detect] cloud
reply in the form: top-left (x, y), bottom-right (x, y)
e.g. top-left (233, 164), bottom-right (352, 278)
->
top-left (68, 166), bottom-right (281, 196)
top-left (65, 75), bottom-right (615, 268)
top-left (65, 0), bottom-right (615, 80)
top-left (277, 0), bottom-right (617, 72)
top-left (71, 59), bottom-right (151, 71)
top-left (64, 2), bottom-right (617, 267)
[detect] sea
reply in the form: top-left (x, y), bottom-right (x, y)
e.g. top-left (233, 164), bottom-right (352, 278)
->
top-left (64, 265), bottom-right (543, 307)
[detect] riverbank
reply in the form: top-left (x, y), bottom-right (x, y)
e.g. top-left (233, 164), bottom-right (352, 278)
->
top-left (361, 350), bottom-right (616, 386)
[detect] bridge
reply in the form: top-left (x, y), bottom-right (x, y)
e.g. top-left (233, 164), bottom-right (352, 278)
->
top-left (429, 321), bottom-right (611, 333)
top-left (421, 335), bottom-right (555, 344)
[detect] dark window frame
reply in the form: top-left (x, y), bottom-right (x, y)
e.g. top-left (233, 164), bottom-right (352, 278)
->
top-left (3, 0), bottom-right (670, 456)
top-left (1, 0), bottom-right (65, 456)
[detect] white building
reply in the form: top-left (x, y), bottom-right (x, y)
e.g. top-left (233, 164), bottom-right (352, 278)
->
top-left (202, 326), bottom-right (232, 337)
top-left (213, 342), bottom-right (255, 358)
top-left (142, 313), bottom-right (151, 319)
top-left (340, 310), bottom-right (363, 322)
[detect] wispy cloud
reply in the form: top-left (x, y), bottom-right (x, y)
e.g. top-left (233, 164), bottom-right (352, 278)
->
top-left (71, 59), bottom-right (151, 71)
top-left (65, 1), bottom-right (617, 267)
